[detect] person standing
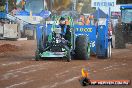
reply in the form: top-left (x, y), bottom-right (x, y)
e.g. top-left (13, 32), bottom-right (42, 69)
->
top-left (108, 22), bottom-right (113, 48)
top-left (85, 16), bottom-right (90, 25)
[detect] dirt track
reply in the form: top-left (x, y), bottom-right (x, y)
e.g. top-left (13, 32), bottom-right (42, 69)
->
top-left (0, 40), bottom-right (132, 88)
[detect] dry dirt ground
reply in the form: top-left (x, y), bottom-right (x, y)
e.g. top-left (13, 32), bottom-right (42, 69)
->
top-left (0, 40), bottom-right (132, 88)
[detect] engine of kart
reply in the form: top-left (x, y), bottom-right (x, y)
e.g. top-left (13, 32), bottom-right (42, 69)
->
top-left (49, 28), bottom-right (68, 52)
top-left (53, 28), bottom-right (63, 44)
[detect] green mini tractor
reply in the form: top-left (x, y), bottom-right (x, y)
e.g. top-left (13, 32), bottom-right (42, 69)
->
top-left (35, 17), bottom-right (90, 62)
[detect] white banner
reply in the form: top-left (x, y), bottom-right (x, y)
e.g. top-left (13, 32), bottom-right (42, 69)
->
top-left (91, 0), bottom-right (116, 7)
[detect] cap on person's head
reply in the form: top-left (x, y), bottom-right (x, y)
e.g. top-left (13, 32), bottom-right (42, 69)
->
top-left (59, 17), bottom-right (66, 24)
top-left (60, 17), bottom-right (65, 21)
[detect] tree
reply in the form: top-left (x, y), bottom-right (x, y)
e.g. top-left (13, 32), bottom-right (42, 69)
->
top-left (8, 0), bottom-right (17, 12)
top-left (0, 0), bottom-right (6, 12)
top-left (117, 0), bottom-right (132, 4)
top-left (81, 0), bottom-right (95, 14)
top-left (0, 0), bottom-right (6, 6)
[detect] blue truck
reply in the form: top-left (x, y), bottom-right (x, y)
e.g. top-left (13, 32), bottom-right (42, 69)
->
top-left (115, 4), bottom-right (132, 48)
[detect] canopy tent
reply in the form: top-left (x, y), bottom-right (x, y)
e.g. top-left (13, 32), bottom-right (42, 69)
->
top-left (92, 8), bottom-right (108, 19)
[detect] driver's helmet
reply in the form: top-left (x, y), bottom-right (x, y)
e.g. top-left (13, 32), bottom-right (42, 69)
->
top-left (59, 17), bottom-right (66, 24)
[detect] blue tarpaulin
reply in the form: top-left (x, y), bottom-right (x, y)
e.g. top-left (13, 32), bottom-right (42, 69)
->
top-left (38, 10), bottom-right (51, 18)
top-left (15, 10), bottom-right (30, 16)
top-left (92, 8), bottom-right (108, 19)
top-left (15, 10), bottom-right (51, 18)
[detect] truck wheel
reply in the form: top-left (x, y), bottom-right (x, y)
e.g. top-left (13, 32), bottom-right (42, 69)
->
top-left (87, 43), bottom-right (90, 59)
top-left (75, 35), bottom-right (90, 60)
top-left (106, 42), bottom-right (112, 58)
top-left (115, 23), bottom-right (126, 48)
top-left (35, 50), bottom-right (41, 61)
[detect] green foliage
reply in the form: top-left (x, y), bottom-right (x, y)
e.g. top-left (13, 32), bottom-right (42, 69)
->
top-left (16, 1), bottom-right (22, 8)
top-left (0, 6), bottom-right (5, 12)
top-left (81, 0), bottom-right (95, 14)
top-left (0, 0), bottom-right (6, 12)
top-left (8, 0), bottom-right (16, 12)
top-left (117, 0), bottom-right (132, 4)
top-left (0, 0), bottom-right (5, 6)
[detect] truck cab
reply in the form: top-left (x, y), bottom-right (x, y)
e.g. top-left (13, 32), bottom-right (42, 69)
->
top-left (115, 5), bottom-right (132, 48)
top-left (120, 5), bottom-right (132, 43)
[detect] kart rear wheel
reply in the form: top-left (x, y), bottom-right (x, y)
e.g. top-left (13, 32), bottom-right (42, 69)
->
top-left (75, 35), bottom-right (90, 60)
top-left (106, 42), bottom-right (112, 58)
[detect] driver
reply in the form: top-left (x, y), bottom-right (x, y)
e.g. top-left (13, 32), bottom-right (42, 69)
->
top-left (59, 17), bottom-right (71, 41)
top-left (59, 17), bottom-right (66, 34)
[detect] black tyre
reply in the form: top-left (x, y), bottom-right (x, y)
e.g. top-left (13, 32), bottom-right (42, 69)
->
top-left (35, 50), bottom-right (41, 61)
top-left (75, 35), bottom-right (90, 60)
top-left (106, 42), bottom-right (112, 58)
top-left (115, 23), bottom-right (126, 48)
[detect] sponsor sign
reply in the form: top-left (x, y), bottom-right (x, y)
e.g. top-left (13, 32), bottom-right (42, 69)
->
top-left (91, 0), bottom-right (116, 7)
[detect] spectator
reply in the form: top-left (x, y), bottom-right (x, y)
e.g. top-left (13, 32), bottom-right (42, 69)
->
top-left (108, 22), bottom-right (113, 48)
